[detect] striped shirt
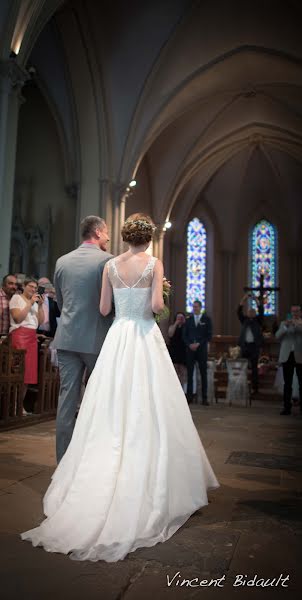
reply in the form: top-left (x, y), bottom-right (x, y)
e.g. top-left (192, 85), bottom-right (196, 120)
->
top-left (0, 288), bottom-right (10, 335)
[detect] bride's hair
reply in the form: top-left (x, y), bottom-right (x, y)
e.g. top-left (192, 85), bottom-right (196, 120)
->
top-left (122, 213), bottom-right (156, 246)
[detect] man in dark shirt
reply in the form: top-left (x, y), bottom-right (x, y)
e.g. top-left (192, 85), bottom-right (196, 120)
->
top-left (237, 293), bottom-right (264, 394)
top-left (183, 300), bottom-right (212, 404)
top-left (37, 277), bottom-right (60, 338)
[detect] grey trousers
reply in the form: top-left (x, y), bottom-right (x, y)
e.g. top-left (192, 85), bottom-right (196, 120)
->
top-left (56, 350), bottom-right (98, 463)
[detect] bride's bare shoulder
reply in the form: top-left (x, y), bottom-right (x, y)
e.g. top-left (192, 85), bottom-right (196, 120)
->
top-left (114, 252), bottom-right (129, 264)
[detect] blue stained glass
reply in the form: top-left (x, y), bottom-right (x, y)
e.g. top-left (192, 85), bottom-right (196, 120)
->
top-left (186, 218), bottom-right (207, 312)
top-left (250, 219), bottom-right (278, 316)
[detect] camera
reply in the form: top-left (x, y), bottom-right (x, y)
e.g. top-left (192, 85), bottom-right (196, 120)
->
top-left (37, 285), bottom-right (45, 297)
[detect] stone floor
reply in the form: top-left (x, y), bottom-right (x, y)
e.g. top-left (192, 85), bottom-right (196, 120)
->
top-left (0, 400), bottom-right (301, 600)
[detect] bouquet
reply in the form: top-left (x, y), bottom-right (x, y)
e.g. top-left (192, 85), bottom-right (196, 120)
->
top-left (155, 277), bottom-right (171, 323)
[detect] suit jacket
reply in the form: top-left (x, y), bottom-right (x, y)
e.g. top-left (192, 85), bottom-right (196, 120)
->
top-left (275, 320), bottom-right (302, 364)
top-left (53, 243), bottom-right (113, 354)
top-left (237, 304), bottom-right (263, 348)
top-left (37, 297), bottom-right (60, 338)
top-left (183, 313), bottom-right (212, 348)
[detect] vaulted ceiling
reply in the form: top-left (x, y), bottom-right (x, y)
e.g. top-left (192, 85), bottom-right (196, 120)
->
top-left (2, 0), bottom-right (302, 249)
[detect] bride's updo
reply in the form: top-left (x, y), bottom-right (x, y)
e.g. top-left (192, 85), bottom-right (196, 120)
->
top-left (122, 213), bottom-right (156, 246)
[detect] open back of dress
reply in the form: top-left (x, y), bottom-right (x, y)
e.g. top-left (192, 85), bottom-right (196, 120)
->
top-left (107, 256), bottom-right (156, 321)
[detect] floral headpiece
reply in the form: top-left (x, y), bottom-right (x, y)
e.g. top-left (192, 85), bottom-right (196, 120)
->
top-left (125, 219), bottom-right (157, 233)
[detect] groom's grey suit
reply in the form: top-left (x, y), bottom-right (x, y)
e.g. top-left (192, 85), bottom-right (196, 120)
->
top-left (53, 243), bottom-right (113, 462)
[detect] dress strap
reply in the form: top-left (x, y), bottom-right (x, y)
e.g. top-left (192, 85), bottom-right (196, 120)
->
top-left (132, 256), bottom-right (157, 288)
top-left (111, 258), bottom-right (130, 288)
top-left (109, 256), bottom-right (157, 289)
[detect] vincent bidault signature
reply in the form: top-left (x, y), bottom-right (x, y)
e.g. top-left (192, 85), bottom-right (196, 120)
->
top-left (166, 572), bottom-right (290, 588)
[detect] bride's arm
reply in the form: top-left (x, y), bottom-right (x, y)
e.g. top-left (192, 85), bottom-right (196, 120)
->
top-left (100, 264), bottom-right (113, 316)
top-left (152, 259), bottom-right (164, 314)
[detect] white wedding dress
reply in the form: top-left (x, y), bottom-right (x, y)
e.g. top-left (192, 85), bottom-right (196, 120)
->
top-left (21, 256), bottom-right (219, 562)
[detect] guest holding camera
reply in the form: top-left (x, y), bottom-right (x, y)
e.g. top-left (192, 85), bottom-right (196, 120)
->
top-left (237, 292), bottom-right (264, 395)
top-left (9, 278), bottom-right (45, 415)
top-left (275, 304), bottom-right (302, 415)
top-left (168, 312), bottom-right (187, 388)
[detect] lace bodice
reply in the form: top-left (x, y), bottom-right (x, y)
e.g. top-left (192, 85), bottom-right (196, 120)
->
top-left (107, 256), bottom-right (157, 321)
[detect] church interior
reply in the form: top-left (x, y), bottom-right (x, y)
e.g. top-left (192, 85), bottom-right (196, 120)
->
top-left (0, 1), bottom-right (302, 598)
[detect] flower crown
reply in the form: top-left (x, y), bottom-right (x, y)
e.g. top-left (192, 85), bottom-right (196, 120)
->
top-left (125, 219), bottom-right (156, 232)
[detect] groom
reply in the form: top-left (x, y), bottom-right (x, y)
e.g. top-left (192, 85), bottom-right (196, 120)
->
top-left (183, 300), bottom-right (212, 404)
top-left (53, 216), bottom-right (113, 462)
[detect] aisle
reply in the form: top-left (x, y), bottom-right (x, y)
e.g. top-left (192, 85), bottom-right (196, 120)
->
top-left (0, 404), bottom-right (301, 600)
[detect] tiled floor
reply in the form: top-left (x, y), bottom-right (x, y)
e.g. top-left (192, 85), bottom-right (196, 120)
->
top-left (0, 402), bottom-right (301, 600)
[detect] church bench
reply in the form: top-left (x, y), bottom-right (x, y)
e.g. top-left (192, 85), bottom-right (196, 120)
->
top-left (0, 338), bottom-right (25, 425)
top-left (36, 339), bottom-right (60, 414)
top-left (0, 337), bottom-right (59, 429)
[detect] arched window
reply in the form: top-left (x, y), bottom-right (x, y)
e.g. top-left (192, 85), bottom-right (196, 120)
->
top-left (250, 219), bottom-right (278, 315)
top-left (186, 218), bottom-right (207, 312)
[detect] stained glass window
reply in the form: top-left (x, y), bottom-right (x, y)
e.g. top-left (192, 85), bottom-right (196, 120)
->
top-left (250, 219), bottom-right (278, 315)
top-left (186, 218), bottom-right (207, 312)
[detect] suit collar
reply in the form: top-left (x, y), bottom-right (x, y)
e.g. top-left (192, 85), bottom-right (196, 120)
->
top-left (80, 243), bottom-right (101, 251)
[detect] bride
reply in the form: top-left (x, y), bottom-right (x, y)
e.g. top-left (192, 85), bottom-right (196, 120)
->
top-left (21, 213), bottom-right (219, 562)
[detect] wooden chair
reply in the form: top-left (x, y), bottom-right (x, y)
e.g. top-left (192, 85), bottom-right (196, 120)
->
top-left (226, 358), bottom-right (250, 406)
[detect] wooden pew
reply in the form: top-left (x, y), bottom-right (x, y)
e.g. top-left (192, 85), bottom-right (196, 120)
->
top-left (0, 336), bottom-right (59, 429)
top-left (0, 337), bottom-right (25, 426)
top-left (35, 338), bottom-right (59, 414)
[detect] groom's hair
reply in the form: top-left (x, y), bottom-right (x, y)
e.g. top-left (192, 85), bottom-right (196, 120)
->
top-left (80, 216), bottom-right (106, 240)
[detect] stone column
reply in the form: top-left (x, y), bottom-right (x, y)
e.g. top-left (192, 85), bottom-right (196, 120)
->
top-left (111, 190), bottom-right (120, 256)
top-left (153, 224), bottom-right (166, 260)
top-left (220, 250), bottom-right (235, 334)
top-left (65, 182), bottom-right (80, 246)
top-left (289, 251), bottom-right (302, 306)
top-left (158, 229), bottom-right (165, 262)
top-left (118, 195), bottom-right (126, 254)
top-left (109, 183), bottom-right (128, 256)
top-left (169, 239), bottom-right (185, 316)
top-left (0, 59), bottom-right (28, 279)
top-left (99, 178), bottom-right (112, 225)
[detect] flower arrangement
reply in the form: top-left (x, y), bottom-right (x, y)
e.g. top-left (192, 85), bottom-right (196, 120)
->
top-left (154, 277), bottom-right (171, 323)
top-left (258, 354), bottom-right (272, 375)
top-left (228, 345), bottom-right (241, 359)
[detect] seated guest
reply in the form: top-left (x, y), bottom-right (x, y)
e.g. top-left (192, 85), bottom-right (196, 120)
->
top-left (0, 274), bottom-right (17, 335)
top-left (183, 300), bottom-right (212, 405)
top-left (275, 304), bottom-right (302, 415)
top-left (37, 277), bottom-right (60, 338)
top-left (168, 312), bottom-right (187, 388)
top-left (9, 278), bottom-right (45, 415)
top-left (237, 292), bottom-right (264, 395)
